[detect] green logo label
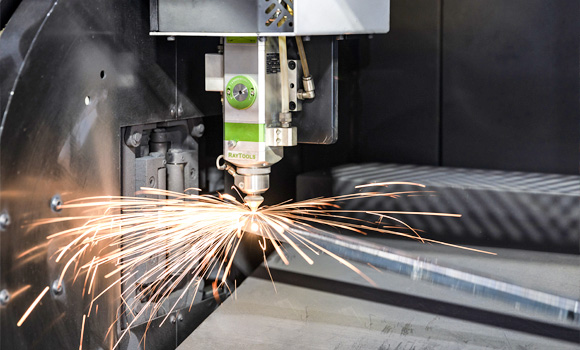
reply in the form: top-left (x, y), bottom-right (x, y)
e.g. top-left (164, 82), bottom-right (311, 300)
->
top-left (228, 152), bottom-right (256, 160)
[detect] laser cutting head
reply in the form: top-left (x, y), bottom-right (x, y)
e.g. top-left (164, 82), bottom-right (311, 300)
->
top-left (213, 37), bottom-right (298, 206)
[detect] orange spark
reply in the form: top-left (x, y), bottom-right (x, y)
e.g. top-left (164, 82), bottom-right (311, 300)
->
top-left (17, 286), bottom-right (49, 327)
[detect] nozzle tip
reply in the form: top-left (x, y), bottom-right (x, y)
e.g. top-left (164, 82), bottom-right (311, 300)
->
top-left (244, 195), bottom-right (264, 211)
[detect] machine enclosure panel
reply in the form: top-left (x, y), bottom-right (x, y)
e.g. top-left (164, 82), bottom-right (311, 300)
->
top-left (153, 0), bottom-right (390, 36)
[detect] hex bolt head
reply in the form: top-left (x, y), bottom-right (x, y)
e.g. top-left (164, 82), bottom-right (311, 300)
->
top-left (0, 212), bottom-right (11, 230)
top-left (288, 61), bottom-right (296, 70)
top-left (50, 194), bottom-right (63, 212)
top-left (51, 280), bottom-right (64, 296)
top-left (0, 289), bottom-right (10, 306)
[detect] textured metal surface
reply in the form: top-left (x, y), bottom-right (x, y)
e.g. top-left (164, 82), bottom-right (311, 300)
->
top-left (179, 239), bottom-right (580, 349)
top-left (0, 0), bottom-right (208, 349)
top-left (297, 163), bottom-right (580, 251)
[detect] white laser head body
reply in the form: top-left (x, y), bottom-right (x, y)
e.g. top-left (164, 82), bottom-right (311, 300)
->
top-left (222, 37), bottom-right (285, 197)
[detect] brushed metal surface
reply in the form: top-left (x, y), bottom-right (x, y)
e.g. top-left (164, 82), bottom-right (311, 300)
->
top-left (0, 0), bottom-right (204, 348)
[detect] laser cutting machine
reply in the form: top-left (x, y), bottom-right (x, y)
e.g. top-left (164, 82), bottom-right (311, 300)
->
top-left (1, 0), bottom-right (579, 349)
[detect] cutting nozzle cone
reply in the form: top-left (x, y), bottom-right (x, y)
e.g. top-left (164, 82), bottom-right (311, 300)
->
top-left (244, 195), bottom-right (264, 212)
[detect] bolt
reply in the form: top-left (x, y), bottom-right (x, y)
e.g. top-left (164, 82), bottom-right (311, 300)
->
top-left (51, 280), bottom-right (64, 296)
top-left (303, 36), bottom-right (311, 42)
top-left (0, 289), bottom-right (10, 306)
top-left (289, 101), bottom-right (296, 110)
top-left (288, 61), bottom-right (296, 70)
top-left (190, 169), bottom-right (197, 179)
top-left (0, 212), bottom-right (10, 230)
top-left (226, 88), bottom-right (231, 95)
top-left (239, 182), bottom-right (245, 189)
top-left (50, 194), bottom-right (63, 212)
top-left (276, 138), bottom-right (281, 144)
top-left (178, 314), bottom-right (184, 322)
top-left (126, 132), bottom-right (142, 147)
top-left (167, 36), bottom-right (175, 42)
top-left (250, 89), bottom-right (255, 96)
top-left (337, 35), bottom-right (345, 41)
top-left (170, 315), bottom-right (177, 324)
top-left (170, 106), bottom-right (176, 117)
top-left (148, 176), bottom-right (156, 187)
top-left (192, 124), bottom-right (205, 137)
top-left (227, 140), bottom-right (237, 149)
top-left (177, 105), bottom-right (183, 117)
top-left (276, 129), bottom-right (281, 135)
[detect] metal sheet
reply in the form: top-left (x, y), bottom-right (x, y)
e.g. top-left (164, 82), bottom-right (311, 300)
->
top-left (294, 0), bottom-right (390, 36)
top-left (154, 0), bottom-right (390, 36)
top-left (179, 239), bottom-right (580, 349)
top-left (297, 163), bottom-right (580, 252)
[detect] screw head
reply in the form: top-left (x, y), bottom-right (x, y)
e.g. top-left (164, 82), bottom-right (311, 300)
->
top-left (51, 280), bottom-right (64, 296)
top-left (289, 101), bottom-right (296, 110)
top-left (50, 194), bottom-right (63, 212)
top-left (288, 61), bottom-right (296, 70)
top-left (238, 182), bottom-right (245, 189)
top-left (0, 289), bottom-right (10, 306)
top-left (170, 315), bottom-right (177, 324)
top-left (0, 212), bottom-right (11, 230)
top-left (148, 176), bottom-right (156, 187)
top-left (178, 314), bottom-right (184, 322)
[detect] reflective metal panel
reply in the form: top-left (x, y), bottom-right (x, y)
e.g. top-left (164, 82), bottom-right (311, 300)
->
top-left (0, 0), bottom-right (203, 348)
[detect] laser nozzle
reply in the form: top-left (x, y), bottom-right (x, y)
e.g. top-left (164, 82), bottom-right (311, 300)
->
top-left (244, 195), bottom-right (264, 212)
